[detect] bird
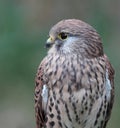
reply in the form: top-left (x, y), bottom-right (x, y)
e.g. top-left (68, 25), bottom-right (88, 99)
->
top-left (34, 19), bottom-right (115, 128)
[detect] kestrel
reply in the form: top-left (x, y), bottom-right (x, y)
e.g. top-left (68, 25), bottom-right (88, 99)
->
top-left (35, 19), bottom-right (115, 128)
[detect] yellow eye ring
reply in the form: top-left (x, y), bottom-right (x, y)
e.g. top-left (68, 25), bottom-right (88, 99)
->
top-left (58, 32), bottom-right (68, 40)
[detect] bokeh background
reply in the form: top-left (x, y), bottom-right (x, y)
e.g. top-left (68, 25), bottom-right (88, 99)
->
top-left (0, 0), bottom-right (120, 128)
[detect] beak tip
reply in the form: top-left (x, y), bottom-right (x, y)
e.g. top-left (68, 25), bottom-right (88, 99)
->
top-left (45, 42), bottom-right (52, 48)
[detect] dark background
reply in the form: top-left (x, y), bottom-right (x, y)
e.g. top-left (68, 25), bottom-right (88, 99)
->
top-left (0, 0), bottom-right (120, 128)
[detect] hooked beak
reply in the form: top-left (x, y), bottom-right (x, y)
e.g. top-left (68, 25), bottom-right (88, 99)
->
top-left (45, 36), bottom-right (55, 48)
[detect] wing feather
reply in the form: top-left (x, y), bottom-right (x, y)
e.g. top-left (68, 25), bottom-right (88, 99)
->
top-left (35, 59), bottom-right (46, 128)
top-left (103, 54), bottom-right (115, 127)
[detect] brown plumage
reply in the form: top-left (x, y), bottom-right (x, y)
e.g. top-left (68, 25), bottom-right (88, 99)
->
top-left (35, 19), bottom-right (115, 128)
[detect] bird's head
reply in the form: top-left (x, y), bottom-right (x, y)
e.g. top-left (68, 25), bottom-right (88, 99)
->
top-left (46, 19), bottom-right (103, 58)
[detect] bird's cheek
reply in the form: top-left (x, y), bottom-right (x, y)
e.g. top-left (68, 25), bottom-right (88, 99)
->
top-left (55, 40), bottom-right (63, 47)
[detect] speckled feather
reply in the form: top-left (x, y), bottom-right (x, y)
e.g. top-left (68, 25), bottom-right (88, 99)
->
top-left (35, 19), bottom-right (114, 128)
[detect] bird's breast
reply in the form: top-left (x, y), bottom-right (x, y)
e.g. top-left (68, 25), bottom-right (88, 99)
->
top-left (43, 54), bottom-right (106, 94)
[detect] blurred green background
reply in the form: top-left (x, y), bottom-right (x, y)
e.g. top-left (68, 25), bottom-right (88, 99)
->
top-left (0, 0), bottom-right (120, 128)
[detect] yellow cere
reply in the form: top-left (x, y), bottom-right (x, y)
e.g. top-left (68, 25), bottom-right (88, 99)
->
top-left (47, 36), bottom-right (55, 43)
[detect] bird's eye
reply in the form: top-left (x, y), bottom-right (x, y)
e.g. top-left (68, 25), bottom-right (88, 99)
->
top-left (58, 32), bottom-right (68, 40)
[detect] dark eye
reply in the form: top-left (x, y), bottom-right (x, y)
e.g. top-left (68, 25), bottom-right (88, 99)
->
top-left (58, 32), bottom-right (68, 40)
